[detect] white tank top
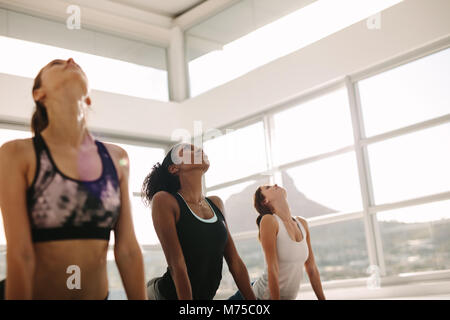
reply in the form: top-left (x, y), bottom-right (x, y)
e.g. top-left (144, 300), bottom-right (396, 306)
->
top-left (252, 215), bottom-right (309, 300)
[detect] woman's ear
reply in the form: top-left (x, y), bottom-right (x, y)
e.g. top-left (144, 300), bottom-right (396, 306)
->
top-left (33, 88), bottom-right (45, 102)
top-left (168, 164), bottom-right (179, 175)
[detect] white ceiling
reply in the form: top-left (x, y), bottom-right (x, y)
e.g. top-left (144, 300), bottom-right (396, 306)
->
top-left (0, 0), bottom-right (318, 58)
top-left (186, 0), bottom-right (316, 60)
top-left (109, 0), bottom-right (207, 17)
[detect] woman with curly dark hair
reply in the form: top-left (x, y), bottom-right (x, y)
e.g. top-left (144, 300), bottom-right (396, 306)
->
top-left (142, 143), bottom-right (255, 300)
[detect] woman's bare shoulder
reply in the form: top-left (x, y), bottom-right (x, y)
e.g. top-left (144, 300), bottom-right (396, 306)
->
top-left (295, 216), bottom-right (309, 232)
top-left (101, 142), bottom-right (128, 161)
top-left (0, 138), bottom-right (34, 162)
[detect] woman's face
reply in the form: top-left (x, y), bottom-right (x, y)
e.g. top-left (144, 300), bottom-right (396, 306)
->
top-left (37, 58), bottom-right (89, 100)
top-left (260, 184), bottom-right (286, 203)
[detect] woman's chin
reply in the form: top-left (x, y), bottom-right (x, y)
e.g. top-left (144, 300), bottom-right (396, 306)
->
top-left (201, 162), bottom-right (210, 172)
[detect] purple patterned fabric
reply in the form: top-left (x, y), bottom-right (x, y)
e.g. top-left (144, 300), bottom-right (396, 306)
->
top-left (26, 134), bottom-right (121, 242)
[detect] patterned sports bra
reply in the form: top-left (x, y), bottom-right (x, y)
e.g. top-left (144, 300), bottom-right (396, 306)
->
top-left (26, 134), bottom-right (121, 243)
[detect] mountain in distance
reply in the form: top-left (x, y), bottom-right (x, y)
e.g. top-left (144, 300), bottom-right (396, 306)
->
top-left (217, 171), bottom-right (337, 234)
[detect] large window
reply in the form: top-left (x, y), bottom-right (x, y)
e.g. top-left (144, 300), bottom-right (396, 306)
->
top-left (0, 128), bottom-right (32, 281)
top-left (368, 123), bottom-right (450, 205)
top-left (203, 121), bottom-right (267, 188)
top-left (107, 246), bottom-right (168, 300)
top-left (102, 140), bottom-right (165, 298)
top-left (359, 47), bottom-right (450, 137)
top-left (215, 237), bottom-right (265, 299)
top-left (101, 141), bottom-right (166, 245)
top-left (308, 219), bottom-right (370, 281)
top-left (377, 199), bottom-right (450, 276)
top-left (282, 152), bottom-right (363, 216)
top-left (359, 47), bottom-right (450, 280)
top-left (273, 88), bottom-right (354, 165)
top-left (207, 177), bottom-right (270, 234)
top-left (186, 0), bottom-right (402, 97)
top-left (0, 35), bottom-right (169, 101)
top-left (209, 45), bottom-right (450, 298)
top-left (0, 128), bottom-right (32, 246)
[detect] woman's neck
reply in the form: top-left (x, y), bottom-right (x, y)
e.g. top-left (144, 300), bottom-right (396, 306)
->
top-left (272, 199), bottom-right (292, 221)
top-left (41, 95), bottom-right (90, 147)
top-left (178, 170), bottom-right (204, 203)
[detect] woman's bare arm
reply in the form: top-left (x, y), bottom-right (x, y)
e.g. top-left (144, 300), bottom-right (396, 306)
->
top-left (0, 140), bottom-right (35, 299)
top-left (297, 217), bottom-right (325, 300)
top-left (209, 196), bottom-right (256, 300)
top-left (109, 145), bottom-right (147, 299)
top-left (259, 214), bottom-right (280, 300)
top-left (152, 191), bottom-right (192, 299)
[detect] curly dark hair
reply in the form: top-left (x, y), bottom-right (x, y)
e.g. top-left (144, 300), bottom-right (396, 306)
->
top-left (141, 145), bottom-right (183, 206)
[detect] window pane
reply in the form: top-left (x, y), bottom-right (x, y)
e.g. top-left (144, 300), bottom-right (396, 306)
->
top-left (107, 247), bottom-right (168, 300)
top-left (282, 152), bottom-right (363, 215)
top-left (0, 128), bottom-right (32, 245)
top-left (377, 200), bottom-right (450, 276)
top-left (111, 142), bottom-right (165, 193)
top-left (217, 219), bottom-right (372, 294)
top-left (310, 219), bottom-right (370, 281)
top-left (359, 47), bottom-right (450, 137)
top-left (207, 177), bottom-right (270, 234)
top-left (105, 142), bottom-right (164, 245)
top-left (0, 128), bottom-right (32, 147)
top-left (215, 237), bottom-right (265, 300)
top-left (368, 123), bottom-right (450, 204)
top-left (0, 36), bottom-right (169, 101)
top-left (130, 196), bottom-right (158, 245)
top-left (106, 250), bottom-right (124, 299)
top-left (187, 0), bottom-right (401, 96)
top-left (273, 89), bottom-right (354, 165)
top-left (204, 122), bottom-right (267, 187)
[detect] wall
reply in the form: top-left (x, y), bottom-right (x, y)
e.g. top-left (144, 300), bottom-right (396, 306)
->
top-left (0, 73), bottom-right (181, 141)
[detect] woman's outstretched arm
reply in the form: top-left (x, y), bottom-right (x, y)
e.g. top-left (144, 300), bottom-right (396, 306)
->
top-left (152, 191), bottom-right (192, 299)
top-left (209, 196), bottom-right (256, 300)
top-left (297, 217), bottom-right (325, 300)
top-left (260, 214), bottom-right (280, 300)
top-left (0, 140), bottom-right (36, 299)
top-left (110, 145), bottom-right (147, 299)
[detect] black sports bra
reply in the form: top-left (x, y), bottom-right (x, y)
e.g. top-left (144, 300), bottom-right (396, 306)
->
top-left (26, 134), bottom-right (121, 242)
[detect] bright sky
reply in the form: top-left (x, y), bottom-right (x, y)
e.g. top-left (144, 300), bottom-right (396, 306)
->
top-left (204, 122), bottom-right (267, 187)
top-left (273, 88), bottom-right (354, 165)
top-left (0, 36), bottom-right (169, 101)
top-left (189, 0), bottom-right (403, 96)
top-left (359, 48), bottom-right (450, 136)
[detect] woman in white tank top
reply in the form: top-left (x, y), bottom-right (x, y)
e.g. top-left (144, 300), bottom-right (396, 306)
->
top-left (229, 184), bottom-right (326, 300)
